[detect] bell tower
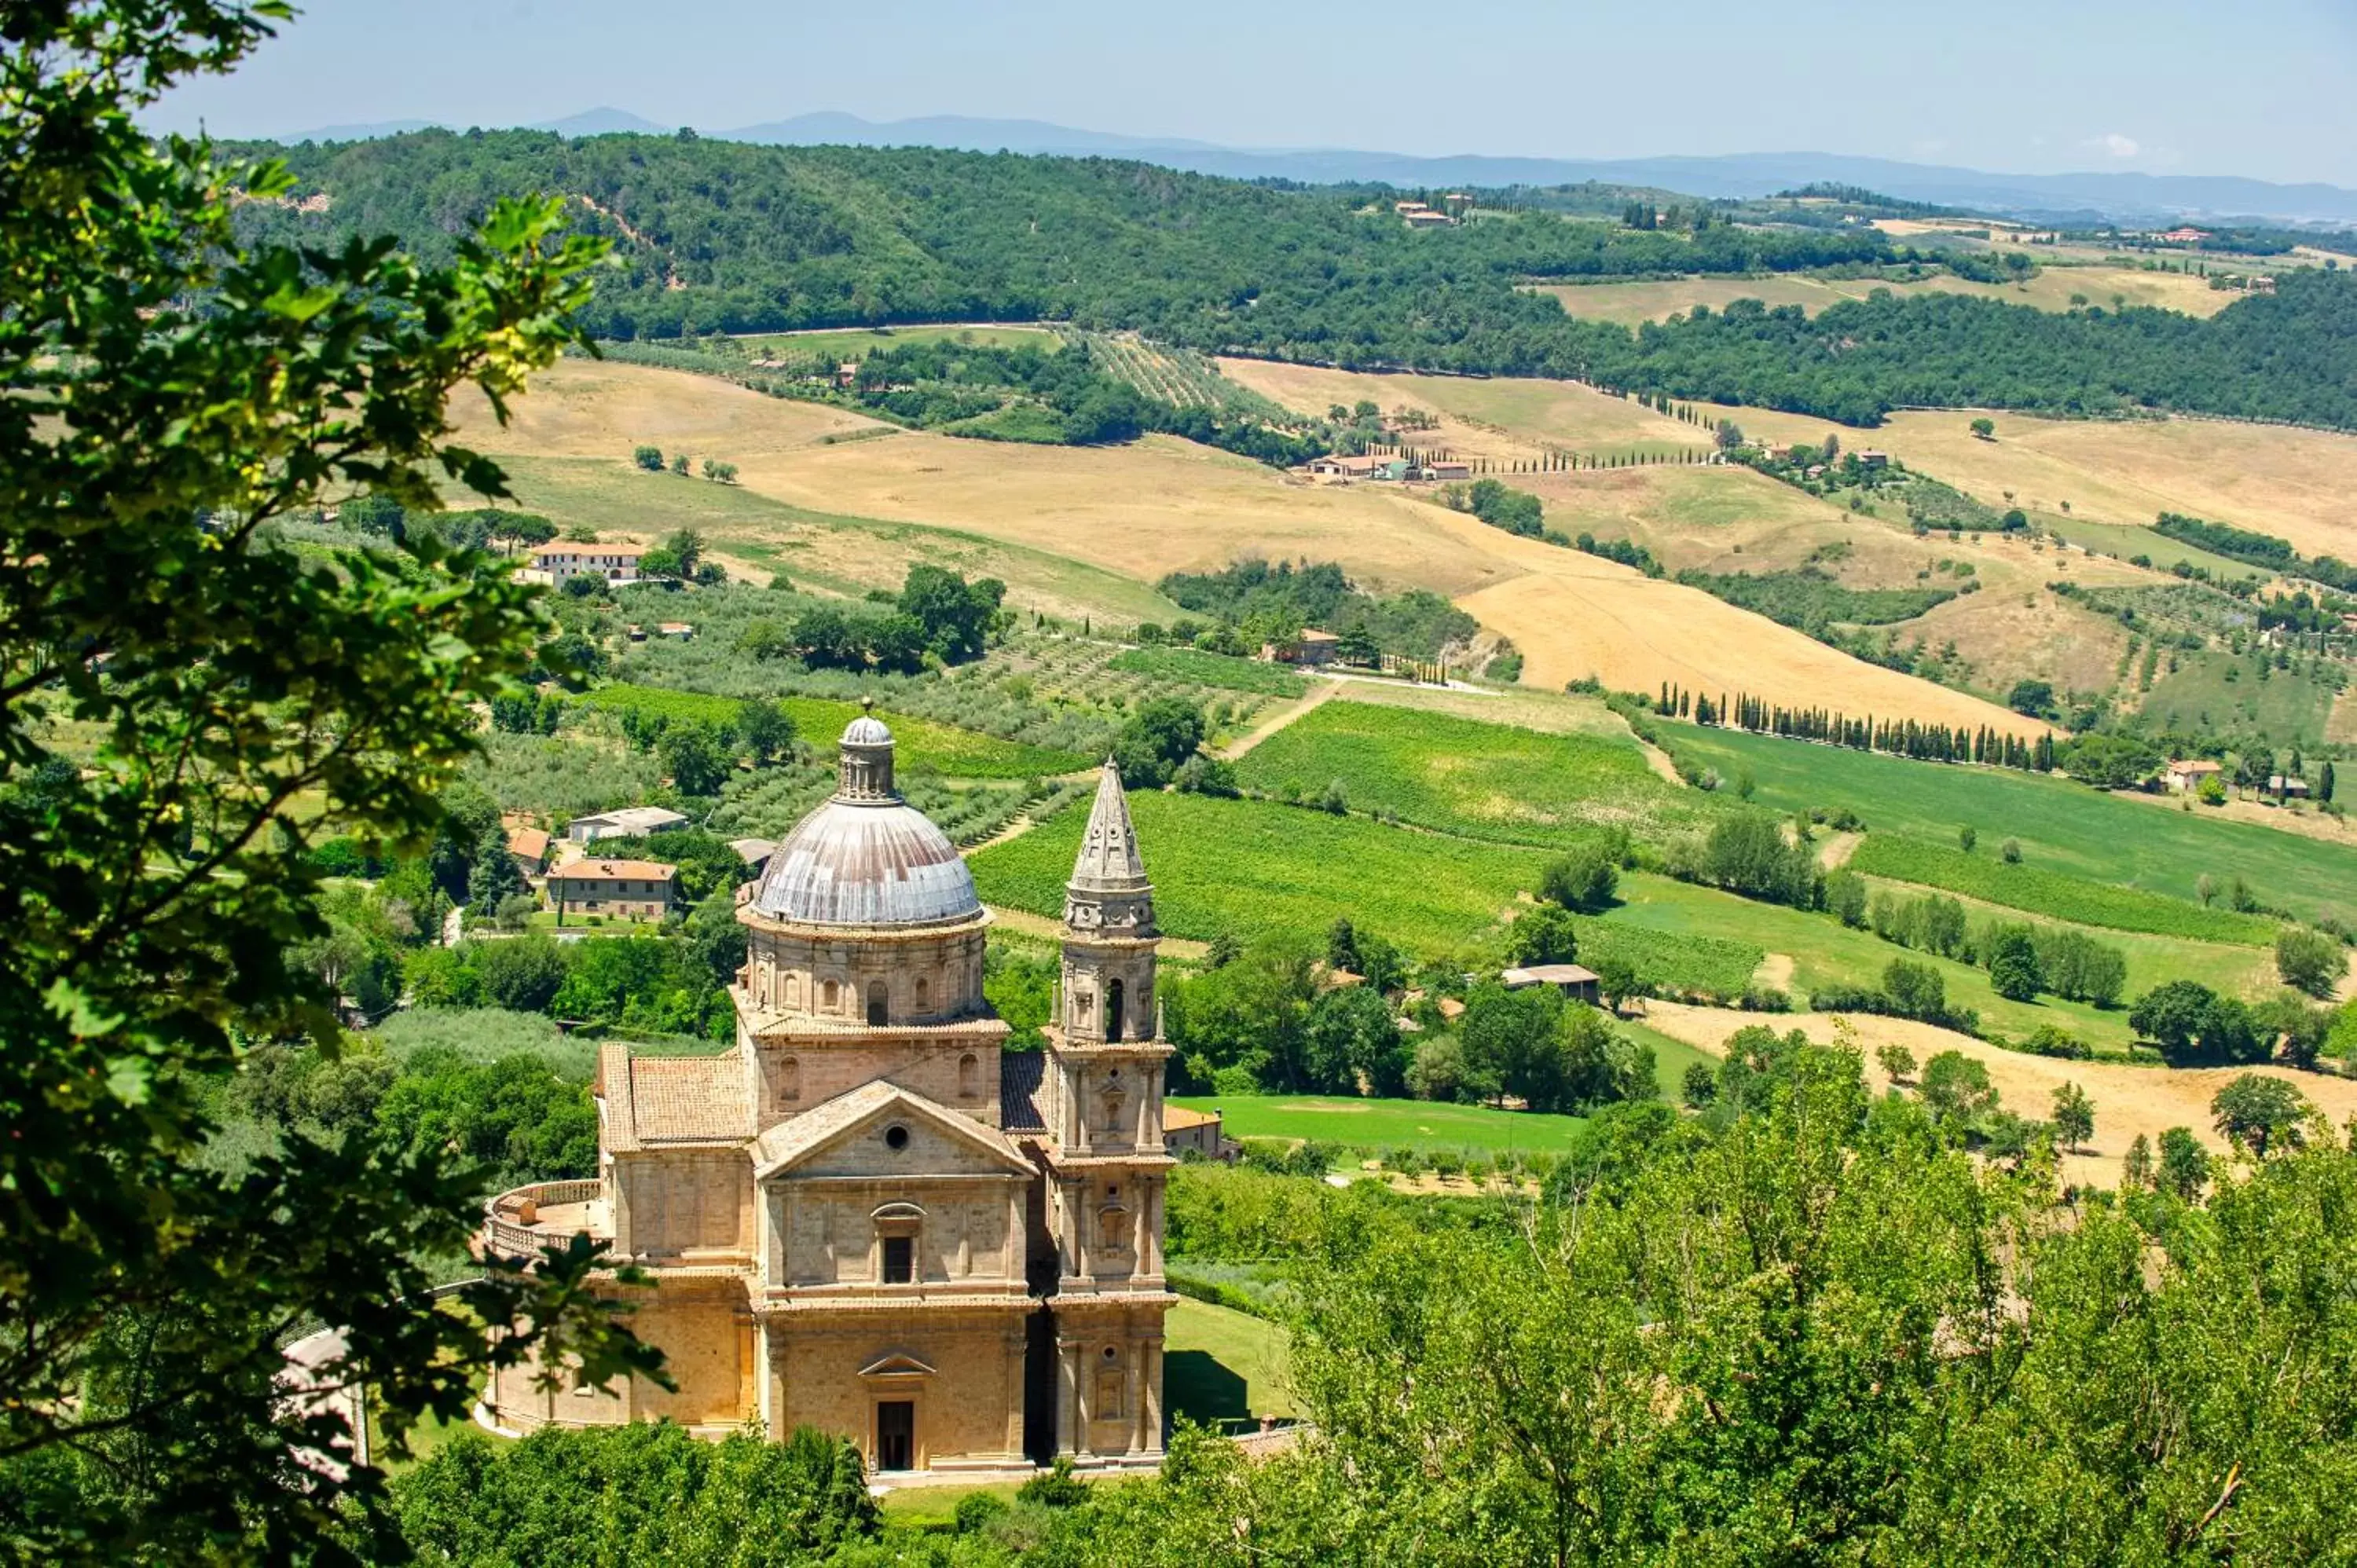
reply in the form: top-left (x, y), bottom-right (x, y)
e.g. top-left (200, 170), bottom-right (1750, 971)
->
top-left (1037, 759), bottom-right (1174, 1466)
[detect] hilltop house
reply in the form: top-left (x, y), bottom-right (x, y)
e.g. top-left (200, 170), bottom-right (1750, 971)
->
top-left (1501, 964), bottom-right (1604, 1007)
top-left (524, 544), bottom-right (647, 587)
top-left (1263, 629), bottom-right (1340, 667)
top-left (568, 804), bottom-right (691, 843)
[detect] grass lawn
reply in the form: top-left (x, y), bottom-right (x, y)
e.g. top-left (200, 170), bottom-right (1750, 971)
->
top-left (1232, 698), bottom-right (1721, 853)
top-left (2136, 652), bottom-right (2341, 752)
top-left (1164, 1298), bottom-right (1296, 1426)
top-left (1662, 724), bottom-right (2357, 928)
top-left (971, 789), bottom-right (1547, 954)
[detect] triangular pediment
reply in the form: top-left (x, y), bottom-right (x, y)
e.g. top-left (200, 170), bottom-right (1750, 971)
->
top-left (751, 1079), bottom-right (1036, 1181)
top-left (858, 1352), bottom-right (937, 1379)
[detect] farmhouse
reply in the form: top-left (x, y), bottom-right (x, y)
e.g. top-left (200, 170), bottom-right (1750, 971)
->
top-left (1856, 449), bottom-right (1890, 469)
top-left (1264, 628), bottom-right (1340, 666)
top-left (1500, 963), bottom-right (1604, 1006)
top-left (2156, 226), bottom-right (2212, 244)
top-left (1306, 453), bottom-right (1383, 479)
top-left (2164, 758), bottom-right (2224, 794)
top-left (1163, 1105), bottom-right (1230, 1162)
top-left (506, 826), bottom-right (552, 875)
top-left (544, 858), bottom-right (680, 919)
top-left (731, 837), bottom-right (780, 877)
top-left (2268, 775), bottom-right (2312, 798)
top-left (567, 804), bottom-right (690, 842)
top-left (1423, 459), bottom-right (1473, 481)
top-left (524, 544), bottom-right (647, 586)
top-left (480, 714), bottom-right (1175, 1476)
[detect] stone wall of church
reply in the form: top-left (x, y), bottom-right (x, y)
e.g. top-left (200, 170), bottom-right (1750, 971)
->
top-left (751, 1037), bottom-right (1003, 1129)
top-left (766, 1310), bottom-right (1029, 1467)
top-left (743, 924), bottom-right (988, 1028)
top-left (613, 1149), bottom-right (753, 1262)
top-left (485, 1279), bottom-right (751, 1434)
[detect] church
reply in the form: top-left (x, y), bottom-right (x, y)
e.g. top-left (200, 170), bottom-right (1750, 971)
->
top-left (479, 705), bottom-right (1175, 1475)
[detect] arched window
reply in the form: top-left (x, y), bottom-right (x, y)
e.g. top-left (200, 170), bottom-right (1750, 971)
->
top-left (1105, 977), bottom-right (1126, 1041)
top-left (823, 978), bottom-right (840, 1011)
top-left (780, 1056), bottom-right (802, 1101)
top-left (866, 980), bottom-right (888, 1027)
top-left (915, 976), bottom-right (931, 1013)
top-left (958, 1053), bottom-right (979, 1099)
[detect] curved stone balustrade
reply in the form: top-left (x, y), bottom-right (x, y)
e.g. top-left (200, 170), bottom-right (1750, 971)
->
top-left (481, 1178), bottom-right (607, 1258)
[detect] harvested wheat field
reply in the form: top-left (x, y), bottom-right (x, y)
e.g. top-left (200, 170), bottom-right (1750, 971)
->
top-left (1217, 359), bottom-right (1708, 463)
top-left (454, 356), bottom-right (884, 457)
top-left (1646, 1001), bottom-right (2357, 1190)
top-left (1704, 405), bottom-right (2357, 560)
top-left (1533, 264), bottom-right (2231, 327)
top-left (1428, 506), bottom-right (2048, 738)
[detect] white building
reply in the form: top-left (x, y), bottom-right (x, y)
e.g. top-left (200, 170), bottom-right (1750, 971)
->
top-left (566, 804), bottom-right (690, 843)
top-left (522, 544), bottom-right (647, 587)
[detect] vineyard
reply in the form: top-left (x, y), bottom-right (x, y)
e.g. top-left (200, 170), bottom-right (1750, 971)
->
top-left (1080, 332), bottom-right (1307, 426)
top-left (992, 634), bottom-right (1295, 745)
top-left (1845, 834), bottom-right (2280, 945)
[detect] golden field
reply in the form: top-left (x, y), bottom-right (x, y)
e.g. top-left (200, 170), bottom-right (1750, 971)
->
top-left (1532, 262), bottom-right (2233, 327)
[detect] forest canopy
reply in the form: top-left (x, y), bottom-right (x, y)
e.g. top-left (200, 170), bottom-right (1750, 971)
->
top-left (235, 133), bottom-right (2357, 430)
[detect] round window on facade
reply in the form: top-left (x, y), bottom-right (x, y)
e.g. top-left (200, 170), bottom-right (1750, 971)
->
top-left (884, 1124), bottom-right (911, 1151)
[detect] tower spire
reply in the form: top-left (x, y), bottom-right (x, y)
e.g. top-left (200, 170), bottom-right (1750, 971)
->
top-left (1063, 758), bottom-right (1154, 935)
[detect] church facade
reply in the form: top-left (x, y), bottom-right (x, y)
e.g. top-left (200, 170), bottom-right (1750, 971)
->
top-left (478, 709), bottom-right (1175, 1474)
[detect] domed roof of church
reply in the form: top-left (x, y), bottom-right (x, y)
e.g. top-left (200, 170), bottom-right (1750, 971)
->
top-left (744, 709), bottom-right (982, 929)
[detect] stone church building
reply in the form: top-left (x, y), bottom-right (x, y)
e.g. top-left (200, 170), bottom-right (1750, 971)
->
top-left (480, 708), bottom-right (1175, 1475)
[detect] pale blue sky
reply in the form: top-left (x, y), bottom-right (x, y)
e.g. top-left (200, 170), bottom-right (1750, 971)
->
top-left (152, 0), bottom-right (2357, 185)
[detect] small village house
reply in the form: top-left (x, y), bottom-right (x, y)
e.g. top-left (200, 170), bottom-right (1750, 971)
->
top-left (2268, 775), bottom-right (2312, 799)
top-left (2164, 759), bottom-right (2224, 794)
top-left (1306, 453), bottom-right (1384, 479)
top-left (729, 837), bottom-right (779, 877)
top-left (1423, 459), bottom-right (1473, 481)
top-left (566, 804), bottom-right (690, 843)
top-left (544, 858), bottom-right (680, 921)
top-left (656, 621), bottom-right (695, 641)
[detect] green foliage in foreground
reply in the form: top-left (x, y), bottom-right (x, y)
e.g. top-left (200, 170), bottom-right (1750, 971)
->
top-left (971, 789), bottom-right (1549, 954)
top-left (1670, 722), bottom-right (2357, 927)
top-left (1849, 833), bottom-right (2278, 945)
top-left (580, 683), bottom-right (1090, 778)
top-left (1233, 698), bottom-right (1720, 852)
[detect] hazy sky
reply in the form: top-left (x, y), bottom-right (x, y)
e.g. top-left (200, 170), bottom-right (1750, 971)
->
top-left (152, 0), bottom-right (2357, 185)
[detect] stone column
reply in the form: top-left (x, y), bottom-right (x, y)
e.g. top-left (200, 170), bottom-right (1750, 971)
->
top-left (1057, 1335), bottom-right (1086, 1458)
top-left (1131, 1192), bottom-right (1148, 1275)
top-left (764, 1186), bottom-right (787, 1288)
top-left (1003, 1324), bottom-right (1028, 1460)
top-left (1124, 1342), bottom-right (1143, 1455)
top-left (1143, 1337), bottom-right (1165, 1453)
top-left (1072, 1339), bottom-right (1094, 1460)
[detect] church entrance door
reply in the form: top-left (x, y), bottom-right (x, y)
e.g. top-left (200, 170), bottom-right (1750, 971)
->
top-left (876, 1400), bottom-right (915, 1471)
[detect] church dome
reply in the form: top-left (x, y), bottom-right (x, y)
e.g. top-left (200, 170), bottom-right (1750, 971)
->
top-left (744, 709), bottom-right (983, 929)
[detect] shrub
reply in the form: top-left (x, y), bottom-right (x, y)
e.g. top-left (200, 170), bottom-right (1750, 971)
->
top-left (2276, 926), bottom-right (2348, 999)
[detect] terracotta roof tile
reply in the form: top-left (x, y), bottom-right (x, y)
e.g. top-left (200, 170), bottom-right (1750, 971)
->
top-left (1000, 1050), bottom-right (1047, 1134)
top-left (628, 1054), bottom-right (750, 1144)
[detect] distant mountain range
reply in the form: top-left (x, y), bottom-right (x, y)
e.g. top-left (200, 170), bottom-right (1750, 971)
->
top-left (269, 108), bottom-right (2357, 228)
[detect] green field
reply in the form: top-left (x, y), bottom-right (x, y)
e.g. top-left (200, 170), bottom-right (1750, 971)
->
top-left (1664, 724), bottom-right (2357, 927)
top-left (1233, 699), bottom-right (1721, 852)
top-left (2136, 652), bottom-right (2341, 750)
top-left (1571, 916), bottom-right (1765, 998)
top-left (2036, 515), bottom-right (2270, 579)
top-left (1600, 871), bottom-right (2190, 1051)
top-left (1171, 1094), bottom-right (1591, 1153)
top-left (1846, 834), bottom-right (2277, 944)
top-left (1163, 1298), bottom-right (1296, 1426)
top-left (971, 789), bottom-right (1547, 953)
top-left (581, 683), bottom-right (1090, 779)
top-left (1106, 646), bottom-right (1310, 698)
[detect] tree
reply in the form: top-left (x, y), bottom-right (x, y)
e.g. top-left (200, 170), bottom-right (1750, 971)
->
top-left (1985, 925), bottom-right (2044, 1002)
top-left (736, 698), bottom-right (797, 766)
top-left (1882, 958), bottom-right (1948, 1021)
top-left (1682, 1061), bottom-right (1718, 1106)
top-left (700, 457), bottom-right (738, 483)
top-left (1506, 904), bottom-right (1581, 967)
top-left (1875, 1042), bottom-right (1917, 1083)
top-left (1304, 985), bottom-right (1406, 1097)
top-left (1460, 982), bottom-right (1567, 1112)
top-left (896, 564), bottom-right (1005, 663)
top-left (633, 444), bottom-right (665, 471)
top-left (2195, 872), bottom-right (2219, 908)
top-left (2157, 1125), bottom-right (2210, 1200)
top-left (2006, 678), bottom-right (2055, 717)
top-left (1918, 1050), bottom-right (1997, 1125)
top-left (2275, 926), bottom-right (2348, 999)
top-left (2050, 1082), bottom-right (2095, 1153)
top-left (2000, 837), bottom-right (2022, 863)
top-left (1111, 698), bottom-right (1207, 789)
top-left (662, 527), bottom-right (707, 577)
top-left (2209, 1074), bottom-right (2311, 1159)
top-left (2121, 1132), bottom-right (2153, 1189)
top-left (662, 724), bottom-right (731, 797)
top-left (1539, 844), bottom-right (1619, 910)
top-left (2131, 979), bottom-right (2261, 1064)
top-left (1825, 867), bottom-right (1868, 927)
top-left (0, 10), bottom-right (660, 1554)
top-left (1970, 416), bottom-right (1996, 439)
top-left (1714, 418), bottom-right (1743, 452)
top-left (669, 451), bottom-right (691, 475)
top-left (476, 934), bottom-right (571, 1013)
top-left (1957, 823), bottom-right (1978, 852)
